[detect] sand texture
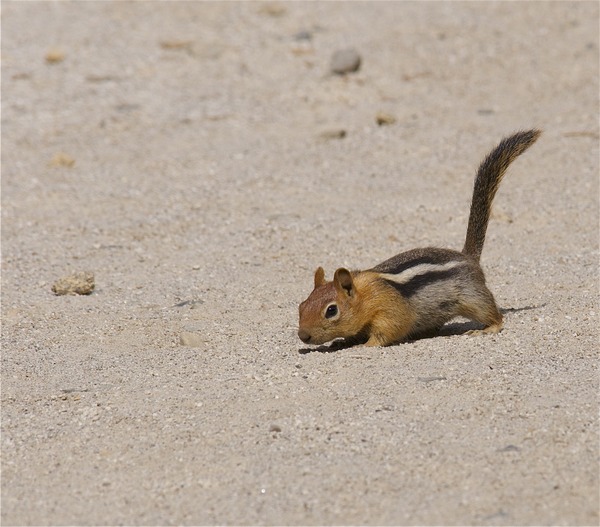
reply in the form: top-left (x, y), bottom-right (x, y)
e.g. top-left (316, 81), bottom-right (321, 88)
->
top-left (2, 2), bottom-right (598, 525)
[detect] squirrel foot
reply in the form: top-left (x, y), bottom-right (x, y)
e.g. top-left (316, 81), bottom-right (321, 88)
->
top-left (466, 322), bottom-right (503, 336)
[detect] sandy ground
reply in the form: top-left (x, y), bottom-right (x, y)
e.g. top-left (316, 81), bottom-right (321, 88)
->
top-left (1, 2), bottom-right (598, 525)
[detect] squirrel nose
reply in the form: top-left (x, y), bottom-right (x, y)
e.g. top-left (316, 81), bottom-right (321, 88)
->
top-left (298, 329), bottom-right (311, 343)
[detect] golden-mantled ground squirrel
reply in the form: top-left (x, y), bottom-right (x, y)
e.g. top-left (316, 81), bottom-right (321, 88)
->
top-left (298, 130), bottom-right (541, 347)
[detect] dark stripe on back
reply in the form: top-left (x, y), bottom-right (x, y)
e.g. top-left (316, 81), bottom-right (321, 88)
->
top-left (372, 248), bottom-right (464, 275)
top-left (384, 268), bottom-right (461, 298)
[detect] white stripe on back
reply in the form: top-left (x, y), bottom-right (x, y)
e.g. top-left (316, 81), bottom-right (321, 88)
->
top-left (378, 260), bottom-right (464, 285)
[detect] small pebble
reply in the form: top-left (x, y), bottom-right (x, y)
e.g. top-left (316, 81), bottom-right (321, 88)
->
top-left (179, 332), bottom-right (207, 347)
top-left (330, 48), bottom-right (361, 75)
top-left (269, 424), bottom-right (282, 433)
top-left (293, 30), bottom-right (312, 41)
top-left (318, 128), bottom-right (347, 140)
top-left (159, 40), bottom-right (193, 51)
top-left (259, 3), bottom-right (286, 17)
top-left (51, 272), bottom-right (94, 296)
top-left (376, 112), bottom-right (396, 126)
top-left (45, 48), bottom-right (65, 64)
top-left (48, 152), bottom-right (75, 168)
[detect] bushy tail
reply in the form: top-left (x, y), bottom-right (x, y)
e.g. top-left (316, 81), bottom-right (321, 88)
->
top-left (462, 129), bottom-right (541, 261)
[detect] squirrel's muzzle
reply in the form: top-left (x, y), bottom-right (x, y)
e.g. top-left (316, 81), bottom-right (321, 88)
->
top-left (298, 329), bottom-right (311, 343)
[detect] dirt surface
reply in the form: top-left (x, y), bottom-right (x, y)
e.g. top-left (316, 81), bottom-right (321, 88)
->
top-left (2, 2), bottom-right (598, 525)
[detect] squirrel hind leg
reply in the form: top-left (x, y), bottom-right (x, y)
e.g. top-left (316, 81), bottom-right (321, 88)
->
top-left (458, 289), bottom-right (504, 336)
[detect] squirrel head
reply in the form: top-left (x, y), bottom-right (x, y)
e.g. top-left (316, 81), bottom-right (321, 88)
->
top-left (298, 267), bottom-right (364, 345)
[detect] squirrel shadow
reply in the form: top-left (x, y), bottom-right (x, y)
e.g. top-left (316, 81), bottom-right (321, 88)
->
top-left (298, 338), bottom-right (363, 354)
top-left (298, 304), bottom-right (544, 354)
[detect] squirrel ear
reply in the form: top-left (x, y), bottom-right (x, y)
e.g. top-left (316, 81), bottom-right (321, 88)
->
top-left (314, 267), bottom-right (326, 288)
top-left (333, 268), bottom-right (354, 297)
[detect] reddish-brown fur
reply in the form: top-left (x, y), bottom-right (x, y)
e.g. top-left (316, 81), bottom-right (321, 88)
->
top-left (298, 270), bottom-right (416, 346)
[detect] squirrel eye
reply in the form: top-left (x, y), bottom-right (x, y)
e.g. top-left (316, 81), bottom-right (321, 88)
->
top-left (325, 304), bottom-right (338, 319)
